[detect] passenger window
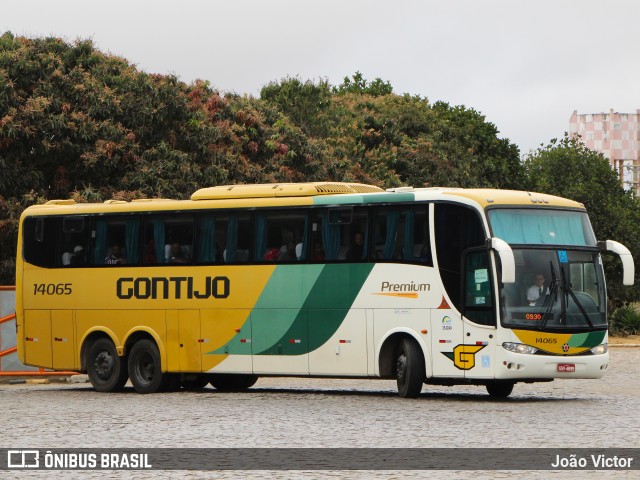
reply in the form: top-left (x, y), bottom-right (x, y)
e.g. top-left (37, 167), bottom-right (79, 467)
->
top-left (92, 216), bottom-right (141, 266)
top-left (195, 213), bottom-right (250, 264)
top-left (142, 214), bottom-right (193, 265)
top-left (59, 216), bottom-right (89, 267)
top-left (253, 210), bottom-right (307, 262)
top-left (23, 217), bottom-right (59, 268)
top-left (311, 207), bottom-right (368, 262)
top-left (371, 205), bottom-right (431, 264)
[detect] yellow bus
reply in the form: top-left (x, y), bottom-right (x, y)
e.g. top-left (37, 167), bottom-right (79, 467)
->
top-left (15, 182), bottom-right (634, 397)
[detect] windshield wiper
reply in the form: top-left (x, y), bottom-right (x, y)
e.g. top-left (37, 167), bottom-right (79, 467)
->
top-left (540, 261), bottom-right (559, 329)
top-left (560, 265), bottom-right (595, 330)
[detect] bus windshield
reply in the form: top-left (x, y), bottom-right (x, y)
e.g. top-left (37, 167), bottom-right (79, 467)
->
top-left (500, 248), bottom-right (607, 330)
top-left (488, 208), bottom-right (597, 246)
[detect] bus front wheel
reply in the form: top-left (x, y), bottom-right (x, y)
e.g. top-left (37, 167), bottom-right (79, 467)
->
top-left (395, 338), bottom-right (425, 398)
top-left (486, 382), bottom-right (514, 398)
top-left (128, 339), bottom-right (163, 394)
top-left (86, 338), bottom-right (128, 393)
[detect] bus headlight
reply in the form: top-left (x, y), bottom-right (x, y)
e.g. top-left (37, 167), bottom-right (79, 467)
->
top-left (590, 344), bottom-right (608, 355)
top-left (502, 342), bottom-right (538, 355)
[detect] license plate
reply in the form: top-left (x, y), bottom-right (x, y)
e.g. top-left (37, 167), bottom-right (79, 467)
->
top-left (557, 363), bottom-right (576, 373)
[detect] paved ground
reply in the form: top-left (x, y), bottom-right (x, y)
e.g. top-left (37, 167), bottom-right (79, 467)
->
top-left (1, 347), bottom-right (638, 479)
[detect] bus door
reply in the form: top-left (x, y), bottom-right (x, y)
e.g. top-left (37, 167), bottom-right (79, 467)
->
top-left (461, 248), bottom-right (496, 380)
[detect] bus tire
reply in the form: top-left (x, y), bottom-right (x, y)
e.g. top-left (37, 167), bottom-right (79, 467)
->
top-left (395, 338), bottom-right (425, 398)
top-left (486, 382), bottom-right (514, 398)
top-left (128, 339), bottom-right (163, 394)
top-left (86, 338), bottom-right (128, 393)
top-left (209, 374), bottom-right (258, 391)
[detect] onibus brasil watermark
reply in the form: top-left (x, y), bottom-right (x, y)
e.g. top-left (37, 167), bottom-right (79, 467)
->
top-left (2, 448), bottom-right (638, 471)
top-left (7, 450), bottom-right (151, 470)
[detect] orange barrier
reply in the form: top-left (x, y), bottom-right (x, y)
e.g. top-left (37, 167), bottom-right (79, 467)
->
top-left (0, 286), bottom-right (78, 377)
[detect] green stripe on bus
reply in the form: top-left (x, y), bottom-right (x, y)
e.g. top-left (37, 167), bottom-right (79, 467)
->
top-left (567, 330), bottom-right (606, 348)
top-left (254, 263), bottom-right (374, 354)
top-left (312, 192), bottom-right (415, 205)
top-left (209, 265), bottom-right (324, 355)
top-left (210, 263), bottom-right (374, 356)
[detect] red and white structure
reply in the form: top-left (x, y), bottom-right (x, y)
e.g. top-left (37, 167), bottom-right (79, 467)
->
top-left (569, 109), bottom-right (640, 194)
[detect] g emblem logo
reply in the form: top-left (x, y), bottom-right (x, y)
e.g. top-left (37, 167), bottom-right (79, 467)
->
top-left (442, 344), bottom-right (486, 370)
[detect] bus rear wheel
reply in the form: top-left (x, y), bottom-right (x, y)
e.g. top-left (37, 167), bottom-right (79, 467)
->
top-left (486, 382), bottom-right (514, 398)
top-left (395, 338), bottom-right (425, 398)
top-left (128, 339), bottom-right (163, 394)
top-left (86, 338), bottom-right (128, 393)
top-left (209, 374), bottom-right (258, 391)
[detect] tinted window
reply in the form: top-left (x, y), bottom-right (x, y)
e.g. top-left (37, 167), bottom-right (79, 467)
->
top-left (311, 207), bottom-right (368, 262)
top-left (141, 214), bottom-right (193, 265)
top-left (371, 205), bottom-right (431, 265)
top-left (195, 212), bottom-right (251, 264)
top-left (23, 217), bottom-right (59, 268)
top-left (92, 216), bottom-right (141, 266)
top-left (435, 203), bottom-right (485, 311)
top-left (253, 210), bottom-right (307, 262)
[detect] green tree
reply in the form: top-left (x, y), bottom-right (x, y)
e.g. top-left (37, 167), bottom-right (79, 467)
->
top-left (260, 77), bottom-right (332, 137)
top-left (523, 134), bottom-right (640, 310)
top-left (333, 71), bottom-right (393, 97)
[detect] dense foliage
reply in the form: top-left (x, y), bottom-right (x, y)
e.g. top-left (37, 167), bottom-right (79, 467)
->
top-left (609, 305), bottom-right (640, 336)
top-left (1, 33), bottom-right (638, 318)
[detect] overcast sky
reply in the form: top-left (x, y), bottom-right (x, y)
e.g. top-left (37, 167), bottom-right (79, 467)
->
top-left (3, 0), bottom-right (639, 156)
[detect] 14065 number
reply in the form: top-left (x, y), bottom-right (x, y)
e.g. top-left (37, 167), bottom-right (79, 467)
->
top-left (33, 283), bottom-right (72, 295)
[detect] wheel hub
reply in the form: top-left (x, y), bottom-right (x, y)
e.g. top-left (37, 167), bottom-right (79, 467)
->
top-left (94, 351), bottom-right (114, 380)
top-left (396, 354), bottom-right (407, 382)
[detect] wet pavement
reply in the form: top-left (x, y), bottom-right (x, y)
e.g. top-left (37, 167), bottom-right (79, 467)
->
top-left (1, 347), bottom-right (639, 479)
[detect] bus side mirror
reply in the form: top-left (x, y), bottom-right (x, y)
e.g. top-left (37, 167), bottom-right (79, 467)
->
top-left (599, 240), bottom-right (635, 286)
top-left (486, 237), bottom-right (515, 284)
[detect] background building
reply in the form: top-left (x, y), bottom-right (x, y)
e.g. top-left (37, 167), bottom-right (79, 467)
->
top-left (569, 109), bottom-right (640, 194)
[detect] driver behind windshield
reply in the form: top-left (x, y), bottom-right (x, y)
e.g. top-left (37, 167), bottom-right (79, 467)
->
top-left (527, 273), bottom-right (548, 306)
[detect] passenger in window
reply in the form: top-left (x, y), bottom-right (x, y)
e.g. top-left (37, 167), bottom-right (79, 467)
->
top-left (263, 247), bottom-right (280, 261)
top-left (70, 246), bottom-right (85, 266)
top-left (105, 244), bottom-right (126, 265)
top-left (374, 248), bottom-right (383, 260)
top-left (346, 232), bottom-right (365, 261)
top-left (278, 231), bottom-right (297, 261)
top-left (169, 243), bottom-right (189, 264)
top-left (61, 246), bottom-right (74, 266)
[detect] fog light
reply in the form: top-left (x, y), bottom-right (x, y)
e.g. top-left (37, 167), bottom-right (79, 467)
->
top-left (502, 342), bottom-right (538, 355)
top-left (590, 344), bottom-right (608, 355)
